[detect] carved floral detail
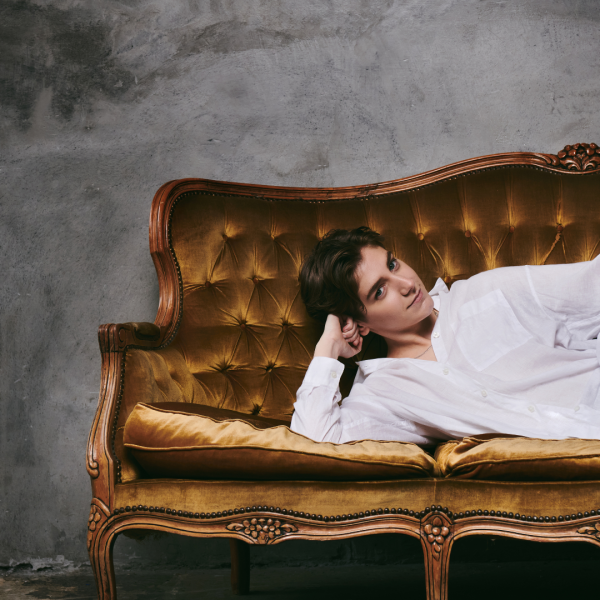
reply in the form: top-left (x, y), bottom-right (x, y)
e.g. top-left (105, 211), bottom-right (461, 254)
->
top-left (577, 521), bottom-right (600, 540)
top-left (227, 517), bottom-right (298, 544)
top-left (423, 516), bottom-right (450, 561)
top-left (87, 505), bottom-right (103, 549)
top-left (545, 143), bottom-right (600, 171)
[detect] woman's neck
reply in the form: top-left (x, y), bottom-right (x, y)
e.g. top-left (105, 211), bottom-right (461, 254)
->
top-left (384, 310), bottom-right (438, 359)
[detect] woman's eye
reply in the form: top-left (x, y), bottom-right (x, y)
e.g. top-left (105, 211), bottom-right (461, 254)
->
top-left (375, 287), bottom-right (384, 299)
top-left (389, 258), bottom-right (397, 271)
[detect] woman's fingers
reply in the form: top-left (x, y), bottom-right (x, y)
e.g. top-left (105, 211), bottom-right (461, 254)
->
top-left (348, 335), bottom-right (362, 354)
top-left (338, 315), bottom-right (363, 356)
top-left (342, 321), bottom-right (358, 338)
top-left (347, 330), bottom-right (360, 345)
top-left (341, 316), bottom-right (355, 331)
top-left (347, 335), bottom-right (362, 348)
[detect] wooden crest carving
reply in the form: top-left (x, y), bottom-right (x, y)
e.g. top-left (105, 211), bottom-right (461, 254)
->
top-left (542, 143), bottom-right (600, 171)
top-left (226, 517), bottom-right (298, 544)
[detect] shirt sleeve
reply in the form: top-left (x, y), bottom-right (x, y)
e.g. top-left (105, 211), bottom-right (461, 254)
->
top-left (290, 357), bottom-right (346, 443)
top-left (525, 255), bottom-right (600, 343)
top-left (291, 357), bottom-right (442, 445)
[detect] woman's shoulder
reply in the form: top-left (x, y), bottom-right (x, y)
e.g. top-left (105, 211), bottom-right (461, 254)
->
top-left (452, 264), bottom-right (531, 295)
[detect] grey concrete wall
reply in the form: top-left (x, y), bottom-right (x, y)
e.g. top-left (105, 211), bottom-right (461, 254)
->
top-left (1, 0), bottom-right (599, 569)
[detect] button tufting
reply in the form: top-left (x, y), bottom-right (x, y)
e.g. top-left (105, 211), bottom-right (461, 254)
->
top-left (464, 230), bottom-right (471, 238)
top-left (222, 234), bottom-right (228, 240)
top-left (253, 277), bottom-right (259, 284)
top-left (205, 280), bottom-right (211, 287)
top-left (509, 226), bottom-right (515, 233)
top-left (417, 233), bottom-right (425, 241)
top-left (556, 224), bottom-right (564, 233)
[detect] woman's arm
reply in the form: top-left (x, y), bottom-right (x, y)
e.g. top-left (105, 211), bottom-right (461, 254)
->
top-left (291, 314), bottom-right (362, 443)
top-left (290, 356), bottom-right (347, 443)
top-left (291, 315), bottom-right (437, 445)
top-left (525, 255), bottom-right (600, 342)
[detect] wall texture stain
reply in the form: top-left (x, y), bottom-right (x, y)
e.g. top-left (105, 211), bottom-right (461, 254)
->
top-left (1, 0), bottom-right (599, 569)
top-left (0, 1), bottom-right (134, 128)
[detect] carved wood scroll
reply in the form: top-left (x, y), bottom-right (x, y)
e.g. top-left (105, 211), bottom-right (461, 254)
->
top-left (577, 521), bottom-right (600, 540)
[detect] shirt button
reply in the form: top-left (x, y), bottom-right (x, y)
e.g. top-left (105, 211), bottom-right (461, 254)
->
top-left (528, 405), bottom-right (535, 413)
top-left (481, 390), bottom-right (488, 398)
top-left (331, 371), bottom-right (337, 379)
top-left (575, 406), bottom-right (580, 412)
top-left (443, 368), bottom-right (449, 375)
top-left (433, 332), bottom-right (440, 338)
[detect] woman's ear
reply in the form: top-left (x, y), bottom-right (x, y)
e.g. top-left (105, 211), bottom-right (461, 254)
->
top-left (356, 321), bottom-right (370, 337)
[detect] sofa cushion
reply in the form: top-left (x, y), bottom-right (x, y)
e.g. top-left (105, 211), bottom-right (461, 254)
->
top-left (123, 403), bottom-right (439, 480)
top-left (435, 435), bottom-right (600, 481)
top-left (152, 402), bottom-right (292, 429)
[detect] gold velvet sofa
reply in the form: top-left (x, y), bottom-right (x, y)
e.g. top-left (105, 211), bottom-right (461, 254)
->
top-left (87, 143), bottom-right (600, 600)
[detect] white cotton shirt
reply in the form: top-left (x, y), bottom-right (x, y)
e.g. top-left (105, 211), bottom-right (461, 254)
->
top-left (291, 256), bottom-right (600, 444)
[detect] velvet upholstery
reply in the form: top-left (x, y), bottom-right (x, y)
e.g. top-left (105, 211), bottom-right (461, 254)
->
top-left (124, 403), bottom-right (439, 480)
top-left (114, 166), bottom-right (600, 478)
top-left (114, 478), bottom-right (600, 518)
top-left (152, 402), bottom-right (292, 428)
top-left (436, 436), bottom-right (600, 481)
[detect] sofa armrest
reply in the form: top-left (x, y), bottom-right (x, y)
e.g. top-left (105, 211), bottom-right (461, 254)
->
top-left (97, 321), bottom-right (163, 354)
top-left (89, 318), bottom-right (208, 506)
top-left (88, 321), bottom-right (179, 511)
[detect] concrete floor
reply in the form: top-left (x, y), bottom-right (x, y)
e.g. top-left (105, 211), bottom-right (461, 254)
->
top-left (2, 561), bottom-right (599, 600)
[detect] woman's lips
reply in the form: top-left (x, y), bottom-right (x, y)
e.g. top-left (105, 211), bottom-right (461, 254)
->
top-left (408, 288), bottom-right (422, 308)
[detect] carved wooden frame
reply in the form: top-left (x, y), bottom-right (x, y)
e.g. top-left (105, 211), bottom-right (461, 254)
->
top-left (87, 143), bottom-right (600, 600)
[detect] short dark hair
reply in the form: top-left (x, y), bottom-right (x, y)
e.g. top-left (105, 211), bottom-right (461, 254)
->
top-left (299, 226), bottom-right (386, 323)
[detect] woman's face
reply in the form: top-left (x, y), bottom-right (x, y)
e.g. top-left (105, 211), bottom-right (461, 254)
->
top-left (354, 245), bottom-right (435, 338)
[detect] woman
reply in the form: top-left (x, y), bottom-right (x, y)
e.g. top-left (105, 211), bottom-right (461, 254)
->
top-left (290, 227), bottom-right (600, 444)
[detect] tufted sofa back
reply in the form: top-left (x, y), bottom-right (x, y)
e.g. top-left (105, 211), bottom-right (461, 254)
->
top-left (162, 165), bottom-right (600, 421)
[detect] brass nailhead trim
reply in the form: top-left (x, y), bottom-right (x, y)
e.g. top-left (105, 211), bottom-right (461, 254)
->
top-left (109, 504), bottom-right (599, 523)
top-left (111, 354), bottom-right (127, 483)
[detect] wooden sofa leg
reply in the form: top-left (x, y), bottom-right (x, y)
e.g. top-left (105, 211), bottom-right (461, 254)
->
top-left (421, 514), bottom-right (453, 600)
top-left (230, 538), bottom-right (250, 595)
top-left (87, 504), bottom-right (117, 600)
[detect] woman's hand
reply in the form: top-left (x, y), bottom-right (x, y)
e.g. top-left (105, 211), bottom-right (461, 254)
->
top-left (314, 314), bottom-right (363, 359)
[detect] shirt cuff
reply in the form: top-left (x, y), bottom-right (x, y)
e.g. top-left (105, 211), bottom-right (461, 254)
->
top-left (303, 356), bottom-right (345, 386)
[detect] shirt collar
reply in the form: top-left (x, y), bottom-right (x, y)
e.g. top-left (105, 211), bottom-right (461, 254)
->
top-left (429, 278), bottom-right (449, 310)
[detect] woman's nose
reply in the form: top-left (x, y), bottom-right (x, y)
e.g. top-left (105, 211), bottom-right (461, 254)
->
top-left (395, 275), bottom-right (415, 295)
